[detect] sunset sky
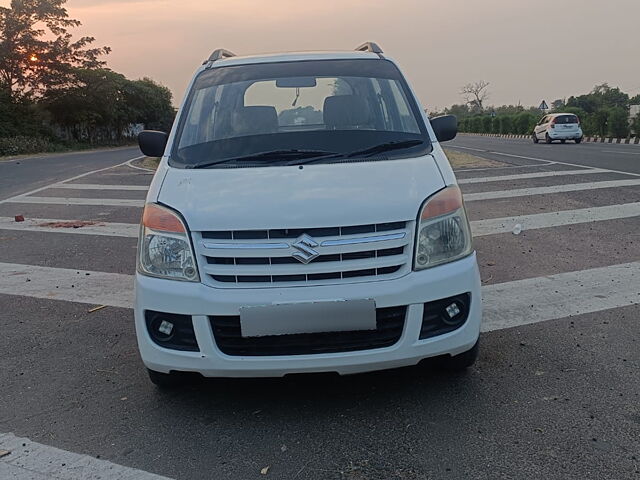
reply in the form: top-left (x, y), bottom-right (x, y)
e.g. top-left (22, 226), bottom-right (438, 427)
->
top-left (6, 0), bottom-right (640, 110)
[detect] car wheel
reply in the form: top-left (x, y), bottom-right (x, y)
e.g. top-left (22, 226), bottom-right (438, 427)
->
top-left (545, 133), bottom-right (552, 144)
top-left (147, 368), bottom-right (193, 389)
top-left (532, 133), bottom-right (539, 144)
top-left (575, 137), bottom-right (582, 144)
top-left (436, 340), bottom-right (479, 372)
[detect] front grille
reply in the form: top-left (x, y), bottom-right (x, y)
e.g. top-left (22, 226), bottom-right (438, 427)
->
top-left (194, 221), bottom-right (413, 287)
top-left (201, 222), bottom-right (406, 240)
top-left (210, 306), bottom-right (407, 356)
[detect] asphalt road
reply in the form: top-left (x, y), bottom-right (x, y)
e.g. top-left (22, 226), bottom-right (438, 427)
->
top-left (0, 138), bottom-right (639, 480)
top-left (0, 147), bottom-right (140, 200)
top-left (448, 135), bottom-right (640, 174)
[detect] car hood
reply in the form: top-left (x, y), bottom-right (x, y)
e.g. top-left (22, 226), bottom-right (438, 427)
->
top-left (157, 155), bottom-right (445, 231)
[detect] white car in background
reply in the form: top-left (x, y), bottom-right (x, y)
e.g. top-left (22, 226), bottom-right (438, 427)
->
top-left (533, 113), bottom-right (583, 144)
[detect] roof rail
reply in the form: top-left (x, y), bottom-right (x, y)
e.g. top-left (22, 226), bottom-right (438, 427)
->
top-left (354, 42), bottom-right (383, 54)
top-left (205, 48), bottom-right (236, 64)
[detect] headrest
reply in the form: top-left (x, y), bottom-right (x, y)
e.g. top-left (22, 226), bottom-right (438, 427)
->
top-left (323, 95), bottom-right (371, 129)
top-left (232, 106), bottom-right (278, 136)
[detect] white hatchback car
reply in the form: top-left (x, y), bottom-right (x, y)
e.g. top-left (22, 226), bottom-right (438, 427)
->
top-left (533, 113), bottom-right (583, 144)
top-left (135, 43), bottom-right (482, 387)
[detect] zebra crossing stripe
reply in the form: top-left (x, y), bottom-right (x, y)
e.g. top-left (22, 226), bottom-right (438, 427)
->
top-left (2, 196), bottom-right (144, 207)
top-left (0, 432), bottom-right (172, 480)
top-left (51, 183), bottom-right (149, 191)
top-left (0, 262), bottom-right (133, 308)
top-left (0, 217), bottom-right (138, 238)
top-left (471, 202), bottom-right (640, 236)
top-left (464, 179), bottom-right (640, 201)
top-left (482, 261), bottom-right (640, 332)
top-left (458, 168), bottom-right (606, 184)
top-left (1, 261), bottom-right (639, 334)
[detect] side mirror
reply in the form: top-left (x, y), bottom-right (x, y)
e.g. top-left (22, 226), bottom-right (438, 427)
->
top-left (138, 130), bottom-right (168, 157)
top-left (430, 115), bottom-right (457, 142)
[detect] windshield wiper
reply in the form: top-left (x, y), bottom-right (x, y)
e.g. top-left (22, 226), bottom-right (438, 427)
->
top-left (345, 139), bottom-right (425, 158)
top-left (287, 139), bottom-right (425, 166)
top-left (186, 149), bottom-right (339, 169)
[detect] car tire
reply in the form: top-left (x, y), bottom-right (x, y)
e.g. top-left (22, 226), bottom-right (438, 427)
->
top-left (436, 340), bottom-right (479, 372)
top-left (147, 368), bottom-right (193, 389)
top-left (561, 139), bottom-right (566, 144)
top-left (545, 133), bottom-right (552, 144)
top-left (532, 133), bottom-right (539, 144)
top-left (575, 137), bottom-right (582, 144)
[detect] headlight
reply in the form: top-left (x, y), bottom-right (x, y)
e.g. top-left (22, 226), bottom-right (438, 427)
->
top-left (414, 185), bottom-right (473, 270)
top-left (137, 203), bottom-right (199, 282)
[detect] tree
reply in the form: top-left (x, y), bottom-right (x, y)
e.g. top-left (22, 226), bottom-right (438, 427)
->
top-left (515, 112), bottom-right (536, 134)
top-left (591, 83), bottom-right (628, 109)
top-left (460, 81), bottom-right (490, 112)
top-left (44, 68), bottom-right (128, 141)
top-left (123, 78), bottom-right (175, 132)
top-left (551, 99), bottom-right (565, 110)
top-left (44, 68), bottom-right (175, 140)
top-left (0, 0), bottom-right (110, 98)
top-left (607, 107), bottom-right (629, 138)
top-left (566, 94), bottom-right (598, 113)
top-left (444, 103), bottom-right (470, 118)
top-left (498, 115), bottom-right (513, 135)
top-left (482, 115), bottom-right (492, 134)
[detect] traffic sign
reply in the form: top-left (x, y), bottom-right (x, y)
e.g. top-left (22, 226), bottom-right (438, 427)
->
top-left (539, 100), bottom-right (549, 111)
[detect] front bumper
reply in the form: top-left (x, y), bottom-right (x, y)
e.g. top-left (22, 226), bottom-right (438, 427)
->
top-left (134, 253), bottom-right (482, 377)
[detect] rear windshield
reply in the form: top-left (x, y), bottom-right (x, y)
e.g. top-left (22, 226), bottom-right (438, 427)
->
top-left (554, 115), bottom-right (579, 124)
top-left (171, 59), bottom-right (431, 168)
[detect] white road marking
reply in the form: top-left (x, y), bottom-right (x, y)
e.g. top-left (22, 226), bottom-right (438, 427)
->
top-left (482, 261), bottom-right (640, 332)
top-left (451, 145), bottom-right (487, 152)
top-left (471, 202), bottom-right (640, 236)
top-left (51, 183), bottom-right (148, 191)
top-left (3, 196), bottom-right (144, 207)
top-left (489, 151), bottom-right (557, 163)
top-left (0, 156), bottom-right (144, 205)
top-left (454, 164), bottom-right (557, 172)
top-left (0, 217), bottom-right (138, 237)
top-left (0, 432), bottom-right (172, 480)
top-left (464, 179), bottom-right (640, 202)
top-left (1, 261), bottom-right (639, 335)
top-left (3, 198), bottom-right (636, 240)
top-left (454, 143), bottom-right (640, 178)
top-left (0, 263), bottom-right (133, 308)
top-left (126, 157), bottom-right (157, 173)
top-left (458, 168), bottom-right (605, 184)
top-left (601, 150), bottom-right (640, 155)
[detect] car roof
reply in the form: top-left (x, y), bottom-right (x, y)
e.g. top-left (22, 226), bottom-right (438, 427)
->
top-left (208, 50), bottom-right (382, 68)
top-left (549, 112), bottom-right (578, 116)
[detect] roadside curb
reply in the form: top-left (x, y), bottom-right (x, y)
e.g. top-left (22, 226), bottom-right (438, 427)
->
top-left (127, 157), bottom-right (156, 173)
top-left (461, 133), bottom-right (640, 145)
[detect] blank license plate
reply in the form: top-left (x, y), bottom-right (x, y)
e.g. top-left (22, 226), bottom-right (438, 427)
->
top-left (239, 299), bottom-right (376, 338)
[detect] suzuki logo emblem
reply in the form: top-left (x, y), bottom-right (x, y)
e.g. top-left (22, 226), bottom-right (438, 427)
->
top-left (291, 234), bottom-right (320, 264)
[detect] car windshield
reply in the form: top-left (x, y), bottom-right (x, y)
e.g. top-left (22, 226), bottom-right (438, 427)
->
top-left (171, 59), bottom-right (431, 167)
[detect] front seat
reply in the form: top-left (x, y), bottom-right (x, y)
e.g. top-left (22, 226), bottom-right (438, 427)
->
top-left (323, 95), bottom-right (372, 130)
top-left (232, 106), bottom-right (278, 136)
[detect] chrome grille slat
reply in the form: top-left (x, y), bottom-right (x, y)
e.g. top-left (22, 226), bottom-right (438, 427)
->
top-left (204, 254), bottom-right (408, 276)
top-left (195, 221), bottom-right (413, 287)
top-left (201, 229), bottom-right (409, 258)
